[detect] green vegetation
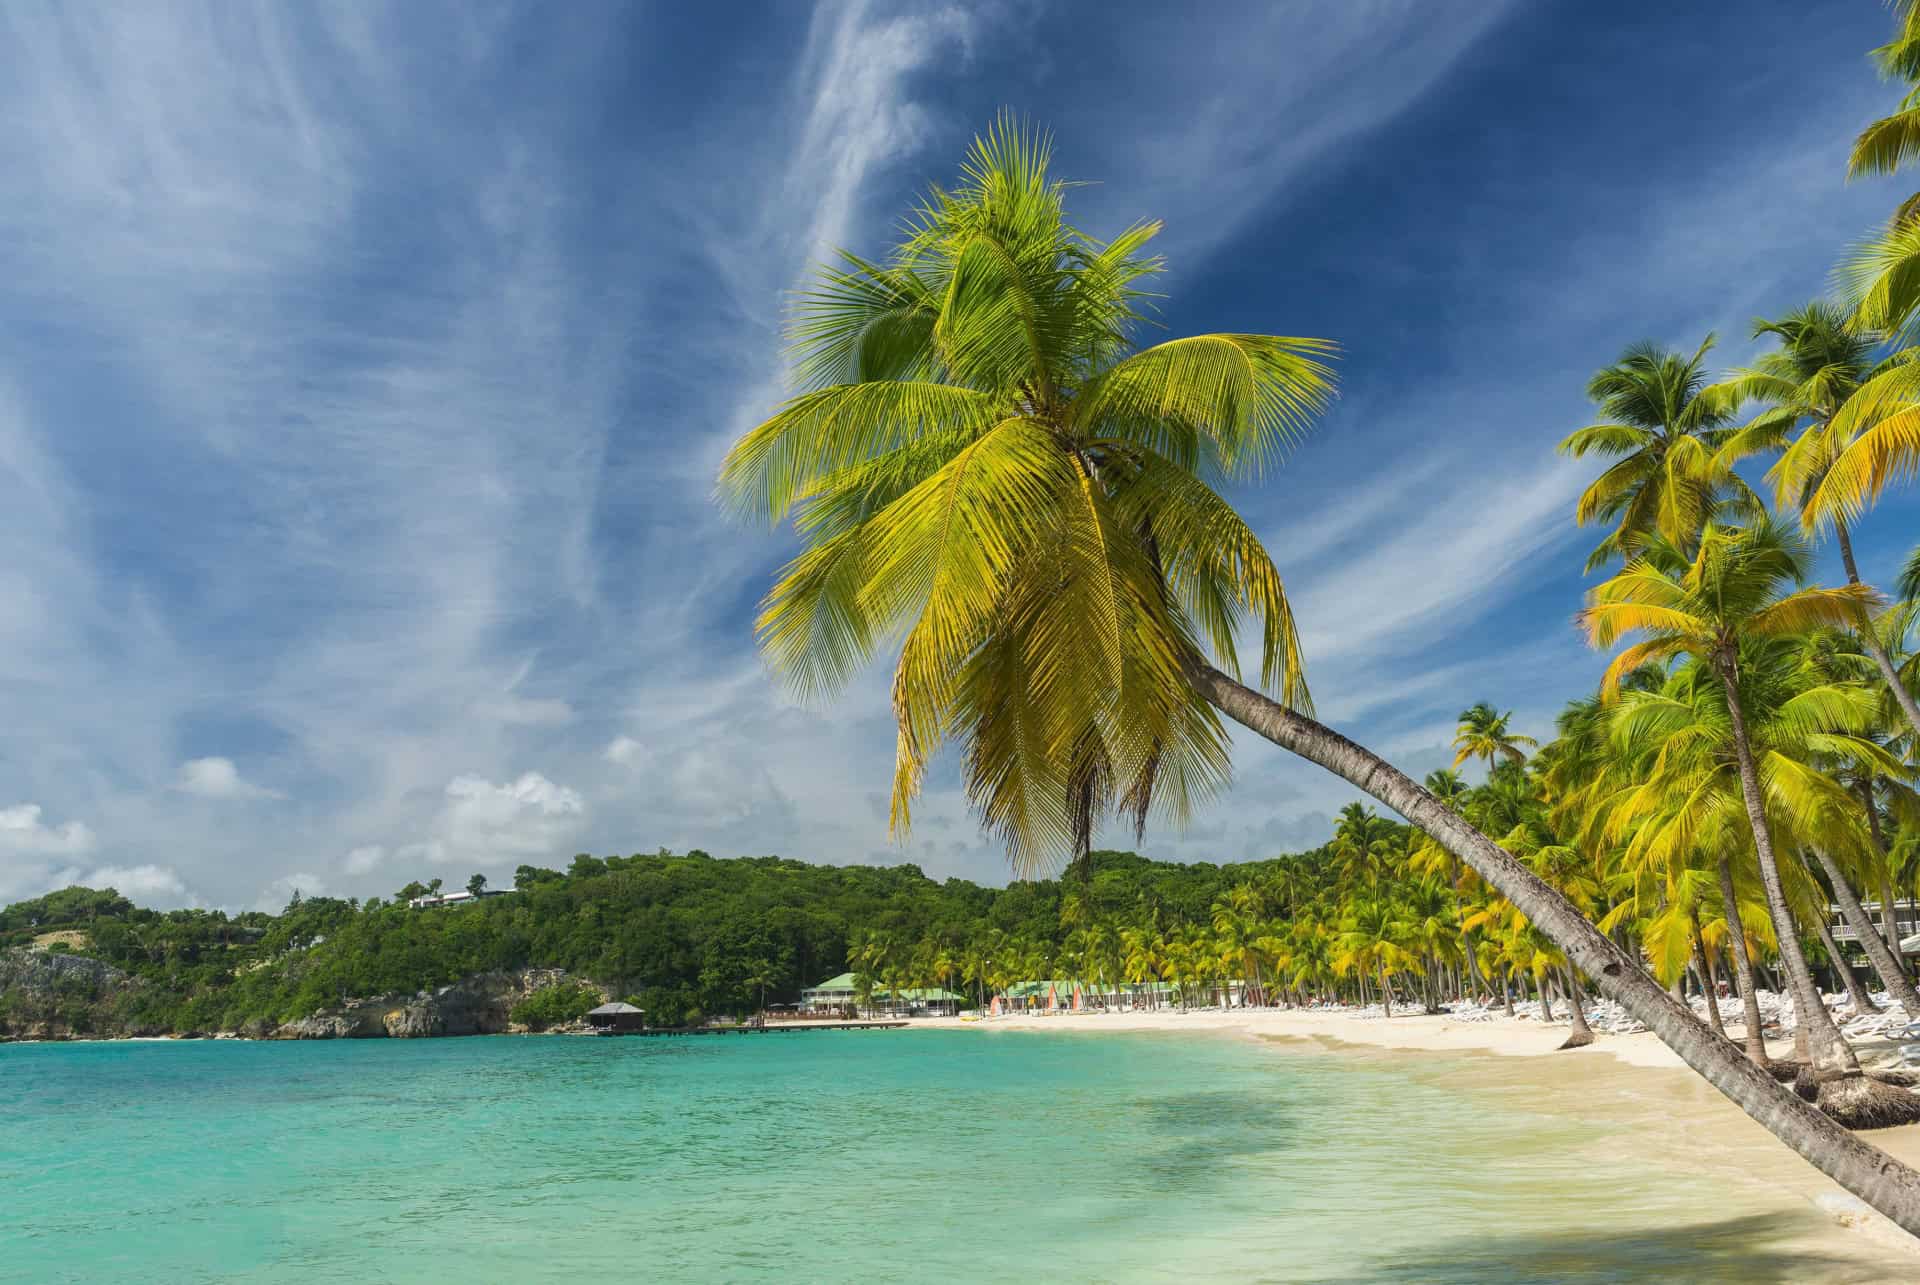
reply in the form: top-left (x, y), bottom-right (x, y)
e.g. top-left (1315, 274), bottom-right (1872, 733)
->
top-left (508, 980), bottom-right (602, 1029)
top-left (0, 848), bottom-right (1332, 1036)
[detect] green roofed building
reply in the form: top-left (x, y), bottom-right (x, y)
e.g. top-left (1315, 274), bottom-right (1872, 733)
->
top-left (798, 973), bottom-right (964, 1017)
top-left (799, 972), bottom-right (860, 1016)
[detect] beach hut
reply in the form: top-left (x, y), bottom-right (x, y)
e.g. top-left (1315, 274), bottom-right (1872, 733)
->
top-left (586, 1002), bottom-right (645, 1033)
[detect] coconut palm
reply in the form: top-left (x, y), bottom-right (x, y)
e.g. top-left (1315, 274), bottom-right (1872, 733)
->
top-left (1581, 519), bottom-right (1920, 1124)
top-left (1716, 302), bottom-right (1920, 741)
top-left (1845, 2), bottom-right (1920, 337)
top-left (1556, 338), bottom-right (1749, 571)
top-left (720, 117), bottom-right (1330, 875)
top-left (1451, 702), bottom-right (1538, 774)
top-left (1851, 1), bottom-right (1920, 184)
top-left (1335, 896), bottom-right (1415, 1018)
top-left (724, 121), bottom-right (1920, 1230)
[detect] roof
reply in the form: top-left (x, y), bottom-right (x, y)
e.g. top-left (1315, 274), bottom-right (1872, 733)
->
top-left (802, 974), bottom-right (963, 1001)
top-left (587, 1002), bottom-right (642, 1015)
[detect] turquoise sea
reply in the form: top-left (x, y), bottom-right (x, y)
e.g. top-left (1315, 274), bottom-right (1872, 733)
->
top-left (0, 1029), bottom-right (1874, 1282)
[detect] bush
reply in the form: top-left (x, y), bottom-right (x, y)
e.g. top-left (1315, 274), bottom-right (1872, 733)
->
top-left (509, 980), bottom-right (600, 1029)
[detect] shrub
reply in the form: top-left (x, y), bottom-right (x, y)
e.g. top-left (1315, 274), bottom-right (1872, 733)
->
top-left (509, 980), bottom-right (600, 1029)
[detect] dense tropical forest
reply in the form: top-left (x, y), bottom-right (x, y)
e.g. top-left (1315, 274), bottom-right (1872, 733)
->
top-left (708, 1), bottom-right (1920, 1234)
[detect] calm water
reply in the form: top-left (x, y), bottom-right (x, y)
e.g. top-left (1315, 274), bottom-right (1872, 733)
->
top-left (0, 1030), bottom-right (1864, 1282)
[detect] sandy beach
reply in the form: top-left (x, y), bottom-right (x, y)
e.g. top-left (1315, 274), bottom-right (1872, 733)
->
top-left (919, 1005), bottom-right (1920, 1274)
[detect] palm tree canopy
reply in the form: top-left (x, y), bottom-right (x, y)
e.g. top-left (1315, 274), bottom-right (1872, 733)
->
top-left (1451, 701), bottom-right (1539, 771)
top-left (1557, 337), bottom-right (1749, 570)
top-left (1850, 0), bottom-right (1920, 180)
top-left (1580, 518), bottom-right (1883, 698)
top-left (717, 117), bottom-right (1336, 874)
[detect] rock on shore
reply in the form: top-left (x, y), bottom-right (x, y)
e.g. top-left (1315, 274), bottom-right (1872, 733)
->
top-left (269, 968), bottom-right (598, 1039)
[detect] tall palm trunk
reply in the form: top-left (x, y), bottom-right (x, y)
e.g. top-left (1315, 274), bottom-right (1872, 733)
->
top-left (1812, 846), bottom-right (1920, 1013)
top-left (1714, 656), bottom-right (1859, 1081)
top-left (1190, 661), bottom-right (1920, 1233)
top-left (1560, 964), bottom-right (1594, 1049)
top-left (1689, 915), bottom-right (1728, 1039)
top-left (1836, 521), bottom-right (1920, 744)
top-left (1858, 777), bottom-right (1913, 980)
top-left (1378, 961), bottom-right (1393, 1019)
top-left (1717, 853), bottom-right (1773, 1064)
top-left (1818, 917), bottom-right (1881, 1016)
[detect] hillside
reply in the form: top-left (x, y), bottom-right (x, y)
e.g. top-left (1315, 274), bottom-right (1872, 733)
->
top-left (0, 846), bottom-right (1323, 1038)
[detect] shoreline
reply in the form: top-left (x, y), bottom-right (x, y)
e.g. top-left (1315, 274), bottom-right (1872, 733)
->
top-left (919, 1004), bottom-right (1920, 1265)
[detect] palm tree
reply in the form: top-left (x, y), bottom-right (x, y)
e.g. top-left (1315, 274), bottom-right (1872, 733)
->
top-left (1556, 338), bottom-right (1747, 571)
top-left (722, 121), bottom-right (1920, 1230)
top-left (1580, 519), bottom-right (1919, 1125)
top-left (1451, 702), bottom-right (1538, 775)
top-left (1716, 302), bottom-right (1920, 742)
top-left (1844, 2), bottom-right (1920, 338)
top-left (720, 116), bottom-right (1329, 876)
top-left (1850, 1), bottom-right (1920, 185)
top-left (1335, 896), bottom-right (1414, 1018)
top-left (959, 939), bottom-right (993, 1012)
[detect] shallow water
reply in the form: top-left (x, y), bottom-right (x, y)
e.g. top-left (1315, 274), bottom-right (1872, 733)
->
top-left (0, 1029), bottom-right (1876, 1282)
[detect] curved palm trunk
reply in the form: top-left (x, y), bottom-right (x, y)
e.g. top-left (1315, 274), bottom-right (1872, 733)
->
top-left (1813, 846), bottom-right (1919, 1013)
top-left (1715, 661), bottom-right (1858, 1080)
top-left (1836, 521), bottom-right (1920, 745)
top-left (1717, 855), bottom-right (1773, 1065)
top-left (1190, 662), bottom-right (1920, 1234)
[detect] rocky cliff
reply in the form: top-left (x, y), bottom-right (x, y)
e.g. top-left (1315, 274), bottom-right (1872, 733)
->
top-left (0, 948), bottom-right (142, 1039)
top-left (269, 968), bottom-right (599, 1039)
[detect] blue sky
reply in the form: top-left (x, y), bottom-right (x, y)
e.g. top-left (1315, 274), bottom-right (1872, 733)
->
top-left (1, 0), bottom-right (1916, 910)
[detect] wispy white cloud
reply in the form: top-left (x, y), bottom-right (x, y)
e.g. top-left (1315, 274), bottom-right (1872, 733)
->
top-left (0, 2), bottom-right (1902, 907)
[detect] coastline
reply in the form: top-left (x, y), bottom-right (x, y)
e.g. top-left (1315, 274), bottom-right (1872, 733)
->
top-left (921, 1005), bottom-right (1920, 1268)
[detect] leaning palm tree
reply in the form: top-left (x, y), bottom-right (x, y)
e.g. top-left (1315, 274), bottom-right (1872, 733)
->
top-left (720, 120), bottom-right (1920, 1230)
top-left (1557, 338), bottom-right (1748, 571)
top-left (1580, 519), bottom-right (1920, 1125)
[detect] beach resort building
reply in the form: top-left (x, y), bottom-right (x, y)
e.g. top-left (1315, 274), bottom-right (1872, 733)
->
top-left (1828, 898), bottom-right (1920, 953)
top-left (990, 980), bottom-right (1187, 1014)
top-left (797, 973), bottom-right (964, 1017)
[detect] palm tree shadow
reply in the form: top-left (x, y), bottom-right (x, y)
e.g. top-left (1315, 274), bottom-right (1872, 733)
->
top-left (1290, 1212), bottom-right (1883, 1284)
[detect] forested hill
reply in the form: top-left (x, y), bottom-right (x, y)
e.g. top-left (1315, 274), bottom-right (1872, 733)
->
top-left (0, 845), bottom-right (1331, 1036)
